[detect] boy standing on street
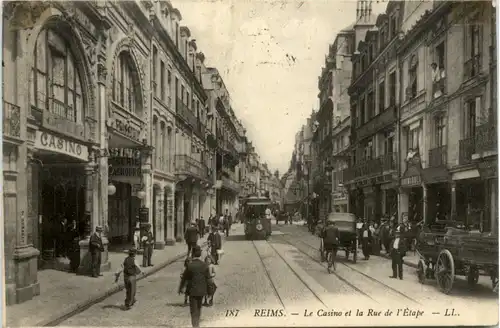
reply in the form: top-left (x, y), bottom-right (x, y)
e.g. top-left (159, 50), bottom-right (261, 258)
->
top-left (115, 248), bottom-right (143, 310)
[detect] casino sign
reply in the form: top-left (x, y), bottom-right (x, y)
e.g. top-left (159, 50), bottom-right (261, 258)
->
top-left (35, 130), bottom-right (89, 162)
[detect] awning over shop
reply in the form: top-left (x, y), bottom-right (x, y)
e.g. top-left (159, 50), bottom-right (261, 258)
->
top-left (400, 154), bottom-right (449, 188)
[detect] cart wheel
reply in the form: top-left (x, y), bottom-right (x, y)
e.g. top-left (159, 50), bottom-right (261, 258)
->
top-left (417, 259), bottom-right (427, 284)
top-left (467, 267), bottom-right (479, 286)
top-left (435, 249), bottom-right (455, 294)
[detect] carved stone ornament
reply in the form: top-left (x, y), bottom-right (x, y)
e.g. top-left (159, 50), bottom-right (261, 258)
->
top-left (84, 40), bottom-right (97, 66)
top-left (97, 62), bottom-right (107, 83)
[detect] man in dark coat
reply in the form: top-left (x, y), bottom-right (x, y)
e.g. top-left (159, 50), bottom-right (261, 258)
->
top-left (207, 225), bottom-right (222, 265)
top-left (178, 246), bottom-right (210, 327)
top-left (185, 222), bottom-right (199, 257)
top-left (390, 230), bottom-right (407, 280)
top-left (361, 221), bottom-right (372, 260)
top-left (89, 226), bottom-right (104, 277)
top-left (115, 248), bottom-right (143, 310)
top-left (198, 217), bottom-right (206, 238)
top-left (142, 224), bottom-right (154, 267)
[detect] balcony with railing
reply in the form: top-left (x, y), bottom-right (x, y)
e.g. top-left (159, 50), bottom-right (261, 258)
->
top-left (380, 152), bottom-right (397, 171)
top-left (3, 100), bottom-right (21, 138)
top-left (341, 152), bottom-right (397, 184)
top-left (464, 54), bottom-right (482, 80)
top-left (474, 122), bottom-right (497, 154)
top-left (217, 172), bottom-right (240, 193)
top-left (356, 105), bottom-right (397, 141)
top-left (176, 97), bottom-right (197, 127)
top-left (175, 155), bottom-right (209, 180)
top-left (458, 137), bottom-right (475, 165)
top-left (432, 76), bottom-right (446, 99)
top-left (428, 145), bottom-right (447, 167)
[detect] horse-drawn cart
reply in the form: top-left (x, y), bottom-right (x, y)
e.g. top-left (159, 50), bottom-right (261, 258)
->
top-left (416, 221), bottom-right (498, 294)
top-left (319, 213), bottom-right (358, 264)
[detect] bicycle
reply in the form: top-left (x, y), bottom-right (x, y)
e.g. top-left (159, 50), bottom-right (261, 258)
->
top-left (326, 247), bottom-right (337, 273)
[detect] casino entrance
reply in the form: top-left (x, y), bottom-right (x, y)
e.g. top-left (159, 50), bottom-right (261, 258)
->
top-left (31, 133), bottom-right (90, 270)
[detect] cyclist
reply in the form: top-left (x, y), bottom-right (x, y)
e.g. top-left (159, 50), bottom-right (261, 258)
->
top-left (322, 219), bottom-right (340, 271)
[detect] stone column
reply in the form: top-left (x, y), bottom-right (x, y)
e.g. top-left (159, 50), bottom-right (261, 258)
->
top-left (141, 148), bottom-right (153, 223)
top-left (154, 187), bottom-right (166, 249)
top-left (422, 185), bottom-right (428, 225)
top-left (165, 184), bottom-right (176, 245)
top-left (450, 181), bottom-right (457, 220)
top-left (397, 187), bottom-right (409, 223)
top-left (176, 190), bottom-right (185, 242)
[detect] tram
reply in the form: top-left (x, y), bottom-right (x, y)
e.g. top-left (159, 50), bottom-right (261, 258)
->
top-left (242, 194), bottom-right (273, 240)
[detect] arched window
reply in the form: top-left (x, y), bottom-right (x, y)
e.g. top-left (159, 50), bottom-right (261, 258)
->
top-left (31, 29), bottom-right (84, 123)
top-left (112, 52), bottom-right (141, 115)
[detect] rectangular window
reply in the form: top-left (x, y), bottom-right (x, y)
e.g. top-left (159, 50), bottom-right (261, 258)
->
top-left (434, 116), bottom-right (446, 147)
top-left (408, 57), bottom-right (418, 98)
top-left (380, 29), bottom-right (386, 50)
top-left (187, 92), bottom-right (190, 108)
top-left (152, 46), bottom-right (158, 97)
top-left (464, 96), bottom-right (481, 137)
top-left (384, 131), bottom-right (394, 154)
top-left (378, 80), bottom-right (385, 112)
top-left (465, 24), bottom-right (482, 78)
top-left (175, 77), bottom-right (179, 99)
top-left (389, 72), bottom-right (396, 105)
top-left (407, 126), bottom-right (421, 153)
top-left (160, 61), bottom-right (165, 101)
top-left (181, 85), bottom-right (185, 103)
top-left (360, 98), bottom-right (366, 125)
top-left (367, 91), bottom-right (374, 120)
top-left (390, 15), bottom-right (397, 39)
top-left (435, 42), bottom-right (445, 69)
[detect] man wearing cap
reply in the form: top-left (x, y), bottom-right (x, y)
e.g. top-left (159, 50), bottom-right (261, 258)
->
top-left (89, 226), bottom-right (105, 278)
top-left (390, 230), bottom-right (407, 280)
top-left (141, 224), bottom-right (154, 267)
top-left (115, 248), bottom-right (143, 310)
top-left (178, 245), bottom-right (210, 327)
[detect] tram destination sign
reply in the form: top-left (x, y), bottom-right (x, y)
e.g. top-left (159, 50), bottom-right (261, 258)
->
top-left (35, 130), bottom-right (89, 161)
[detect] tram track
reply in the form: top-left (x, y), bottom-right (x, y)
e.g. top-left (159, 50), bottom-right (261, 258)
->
top-left (251, 240), bottom-right (286, 309)
top-left (276, 234), bottom-right (421, 305)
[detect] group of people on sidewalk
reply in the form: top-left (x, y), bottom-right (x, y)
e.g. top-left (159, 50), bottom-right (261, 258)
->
top-left (179, 220), bottom-right (226, 327)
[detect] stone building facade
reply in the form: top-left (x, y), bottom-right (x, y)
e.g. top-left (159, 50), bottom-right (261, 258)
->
top-left (2, 0), bottom-right (256, 305)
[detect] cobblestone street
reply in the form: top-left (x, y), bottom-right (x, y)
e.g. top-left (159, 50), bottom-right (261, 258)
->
top-left (55, 223), bottom-right (497, 327)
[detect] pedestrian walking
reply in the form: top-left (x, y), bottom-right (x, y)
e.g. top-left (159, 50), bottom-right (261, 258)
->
top-left (89, 226), bottom-right (104, 278)
top-left (223, 216), bottom-right (230, 237)
top-left (198, 217), bottom-right (206, 238)
top-left (389, 230), bottom-right (406, 280)
top-left (178, 246), bottom-right (210, 328)
top-left (114, 248), bottom-right (143, 310)
top-left (361, 221), bottom-right (372, 260)
top-left (185, 222), bottom-right (199, 257)
top-left (203, 255), bottom-right (217, 306)
top-left (141, 223), bottom-right (154, 267)
top-left (207, 225), bottom-right (222, 265)
top-left (182, 256), bottom-right (192, 305)
top-left (67, 220), bottom-right (80, 273)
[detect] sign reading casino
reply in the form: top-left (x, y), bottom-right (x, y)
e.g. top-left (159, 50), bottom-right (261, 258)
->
top-left (35, 130), bottom-right (89, 161)
top-left (108, 148), bottom-right (142, 177)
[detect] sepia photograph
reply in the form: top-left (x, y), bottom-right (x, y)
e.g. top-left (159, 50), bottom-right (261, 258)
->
top-left (1, 0), bottom-right (498, 327)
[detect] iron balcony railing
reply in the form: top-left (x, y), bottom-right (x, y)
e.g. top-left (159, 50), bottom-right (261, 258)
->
top-left (175, 155), bottom-right (208, 180)
top-left (341, 152), bottom-right (397, 183)
top-left (356, 105), bottom-right (397, 141)
top-left (428, 145), bottom-right (447, 167)
top-left (475, 122), bottom-right (497, 153)
top-left (459, 137), bottom-right (475, 165)
top-left (3, 100), bottom-right (21, 138)
top-left (176, 97), bottom-right (196, 126)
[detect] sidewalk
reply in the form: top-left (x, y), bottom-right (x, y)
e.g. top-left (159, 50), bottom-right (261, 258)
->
top-left (6, 234), bottom-right (210, 327)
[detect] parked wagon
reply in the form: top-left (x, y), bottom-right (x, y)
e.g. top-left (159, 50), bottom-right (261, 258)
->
top-left (319, 212), bottom-right (358, 263)
top-left (416, 221), bottom-right (498, 294)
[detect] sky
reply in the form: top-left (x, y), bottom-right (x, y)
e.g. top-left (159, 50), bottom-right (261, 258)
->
top-left (175, 0), bottom-right (387, 175)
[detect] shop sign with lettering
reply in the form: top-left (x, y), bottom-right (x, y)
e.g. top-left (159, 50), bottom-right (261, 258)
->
top-left (109, 148), bottom-right (142, 177)
top-left (35, 130), bottom-right (89, 161)
top-left (110, 117), bottom-right (142, 142)
top-left (401, 175), bottom-right (421, 187)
